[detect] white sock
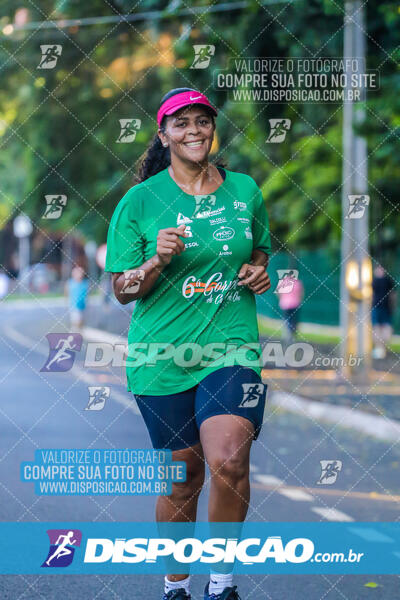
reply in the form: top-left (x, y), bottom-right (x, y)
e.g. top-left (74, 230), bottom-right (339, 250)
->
top-left (209, 572), bottom-right (233, 595)
top-left (164, 575), bottom-right (190, 595)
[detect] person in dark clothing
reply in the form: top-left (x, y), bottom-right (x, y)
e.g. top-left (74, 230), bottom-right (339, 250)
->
top-left (371, 265), bottom-right (396, 358)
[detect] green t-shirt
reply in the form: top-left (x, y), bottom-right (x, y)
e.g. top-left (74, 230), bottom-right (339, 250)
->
top-left (105, 167), bottom-right (271, 396)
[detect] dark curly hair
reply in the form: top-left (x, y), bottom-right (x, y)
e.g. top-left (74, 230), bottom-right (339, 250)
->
top-left (134, 87), bottom-right (226, 184)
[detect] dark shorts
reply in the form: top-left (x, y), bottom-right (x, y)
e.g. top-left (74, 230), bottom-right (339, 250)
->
top-left (133, 366), bottom-right (267, 451)
top-left (283, 308), bottom-right (299, 333)
top-left (372, 306), bottom-right (392, 326)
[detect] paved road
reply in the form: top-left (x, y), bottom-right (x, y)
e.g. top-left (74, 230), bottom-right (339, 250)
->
top-left (0, 300), bottom-right (399, 599)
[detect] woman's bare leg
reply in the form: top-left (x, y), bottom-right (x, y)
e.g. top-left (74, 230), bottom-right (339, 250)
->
top-left (156, 442), bottom-right (205, 582)
top-left (199, 414), bottom-right (254, 522)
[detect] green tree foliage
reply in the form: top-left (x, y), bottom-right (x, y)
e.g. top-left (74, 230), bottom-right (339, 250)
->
top-left (0, 0), bottom-right (398, 263)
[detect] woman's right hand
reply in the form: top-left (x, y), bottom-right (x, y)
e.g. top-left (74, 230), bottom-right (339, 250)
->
top-left (156, 224), bottom-right (188, 266)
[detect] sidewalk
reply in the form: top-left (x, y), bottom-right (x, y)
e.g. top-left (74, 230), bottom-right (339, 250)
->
top-left (263, 363), bottom-right (400, 423)
top-left (258, 314), bottom-right (400, 347)
top-left (258, 337), bottom-right (400, 424)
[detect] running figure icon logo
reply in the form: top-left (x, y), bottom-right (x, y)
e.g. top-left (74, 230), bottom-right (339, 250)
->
top-left (42, 194), bottom-right (67, 220)
top-left (274, 269), bottom-right (299, 294)
top-left (346, 194), bottom-right (370, 219)
top-left (41, 529), bottom-right (82, 568)
top-left (239, 383), bottom-right (266, 408)
top-left (85, 386), bottom-right (110, 410)
top-left (192, 195), bottom-right (217, 218)
top-left (266, 118), bottom-right (291, 143)
top-left (317, 460), bottom-right (342, 485)
top-left (190, 45), bottom-right (215, 69)
top-left (116, 119), bottom-right (141, 143)
top-left (41, 333), bottom-right (83, 372)
top-left (37, 45), bottom-right (62, 69)
top-left (121, 269), bottom-right (145, 294)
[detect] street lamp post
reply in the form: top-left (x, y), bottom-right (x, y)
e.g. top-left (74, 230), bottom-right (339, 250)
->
top-left (340, 1), bottom-right (372, 378)
top-left (13, 214), bottom-right (33, 290)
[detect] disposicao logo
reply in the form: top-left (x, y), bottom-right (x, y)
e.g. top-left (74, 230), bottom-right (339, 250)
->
top-left (41, 333), bottom-right (82, 372)
top-left (42, 529), bottom-right (82, 567)
top-left (83, 536), bottom-right (314, 564)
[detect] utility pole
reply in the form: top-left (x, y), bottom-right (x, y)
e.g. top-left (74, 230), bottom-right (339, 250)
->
top-left (13, 214), bottom-right (33, 289)
top-left (340, 1), bottom-right (372, 379)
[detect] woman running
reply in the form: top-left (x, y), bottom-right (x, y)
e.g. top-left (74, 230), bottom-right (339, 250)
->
top-left (105, 88), bottom-right (272, 600)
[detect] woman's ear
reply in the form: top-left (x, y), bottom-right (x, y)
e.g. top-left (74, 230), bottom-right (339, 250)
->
top-left (157, 130), bottom-right (168, 148)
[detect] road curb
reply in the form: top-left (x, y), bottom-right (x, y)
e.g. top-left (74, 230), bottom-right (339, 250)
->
top-left (270, 390), bottom-right (400, 442)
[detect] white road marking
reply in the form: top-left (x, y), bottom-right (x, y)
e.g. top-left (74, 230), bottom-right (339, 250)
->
top-left (3, 324), bottom-right (140, 414)
top-left (311, 507), bottom-right (354, 521)
top-left (82, 326), bottom-right (127, 346)
top-left (278, 488), bottom-right (314, 501)
top-left (254, 473), bottom-right (284, 486)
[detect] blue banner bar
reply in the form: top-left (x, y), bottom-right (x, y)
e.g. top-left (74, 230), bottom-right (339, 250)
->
top-left (0, 522), bottom-right (398, 574)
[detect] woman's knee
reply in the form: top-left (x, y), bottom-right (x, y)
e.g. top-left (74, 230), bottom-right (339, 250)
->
top-left (171, 465), bottom-right (204, 501)
top-left (170, 446), bottom-right (205, 501)
top-left (200, 415), bottom-right (254, 486)
top-left (208, 452), bottom-right (249, 486)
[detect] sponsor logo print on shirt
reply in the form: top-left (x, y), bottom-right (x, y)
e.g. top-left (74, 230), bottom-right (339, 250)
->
top-left (176, 215), bottom-right (196, 247)
top-left (219, 244), bottom-right (232, 256)
top-left (239, 383), bottom-right (266, 408)
top-left (182, 272), bottom-right (240, 302)
top-left (192, 195), bottom-right (225, 219)
top-left (200, 206), bottom-right (225, 218)
top-left (237, 216), bottom-right (250, 223)
top-left (183, 226), bottom-right (197, 247)
top-left (233, 200), bottom-right (247, 211)
top-left (193, 195), bottom-right (216, 217)
top-left (209, 216), bottom-right (227, 225)
top-left (177, 212), bottom-right (193, 225)
top-left (213, 226), bottom-right (235, 241)
top-left (245, 226), bottom-right (253, 240)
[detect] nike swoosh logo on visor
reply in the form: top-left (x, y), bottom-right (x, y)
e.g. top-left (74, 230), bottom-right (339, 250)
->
top-left (189, 95), bottom-right (202, 100)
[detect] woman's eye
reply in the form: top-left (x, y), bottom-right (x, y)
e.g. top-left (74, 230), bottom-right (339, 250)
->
top-left (175, 119), bottom-right (210, 127)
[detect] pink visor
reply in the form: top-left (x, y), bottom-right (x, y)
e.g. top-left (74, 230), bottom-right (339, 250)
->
top-left (157, 91), bottom-right (218, 126)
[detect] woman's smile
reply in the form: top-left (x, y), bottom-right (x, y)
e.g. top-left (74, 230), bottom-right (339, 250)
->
top-left (183, 139), bottom-right (206, 149)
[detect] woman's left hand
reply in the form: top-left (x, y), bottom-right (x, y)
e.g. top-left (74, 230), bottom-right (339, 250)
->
top-left (237, 263), bottom-right (271, 294)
